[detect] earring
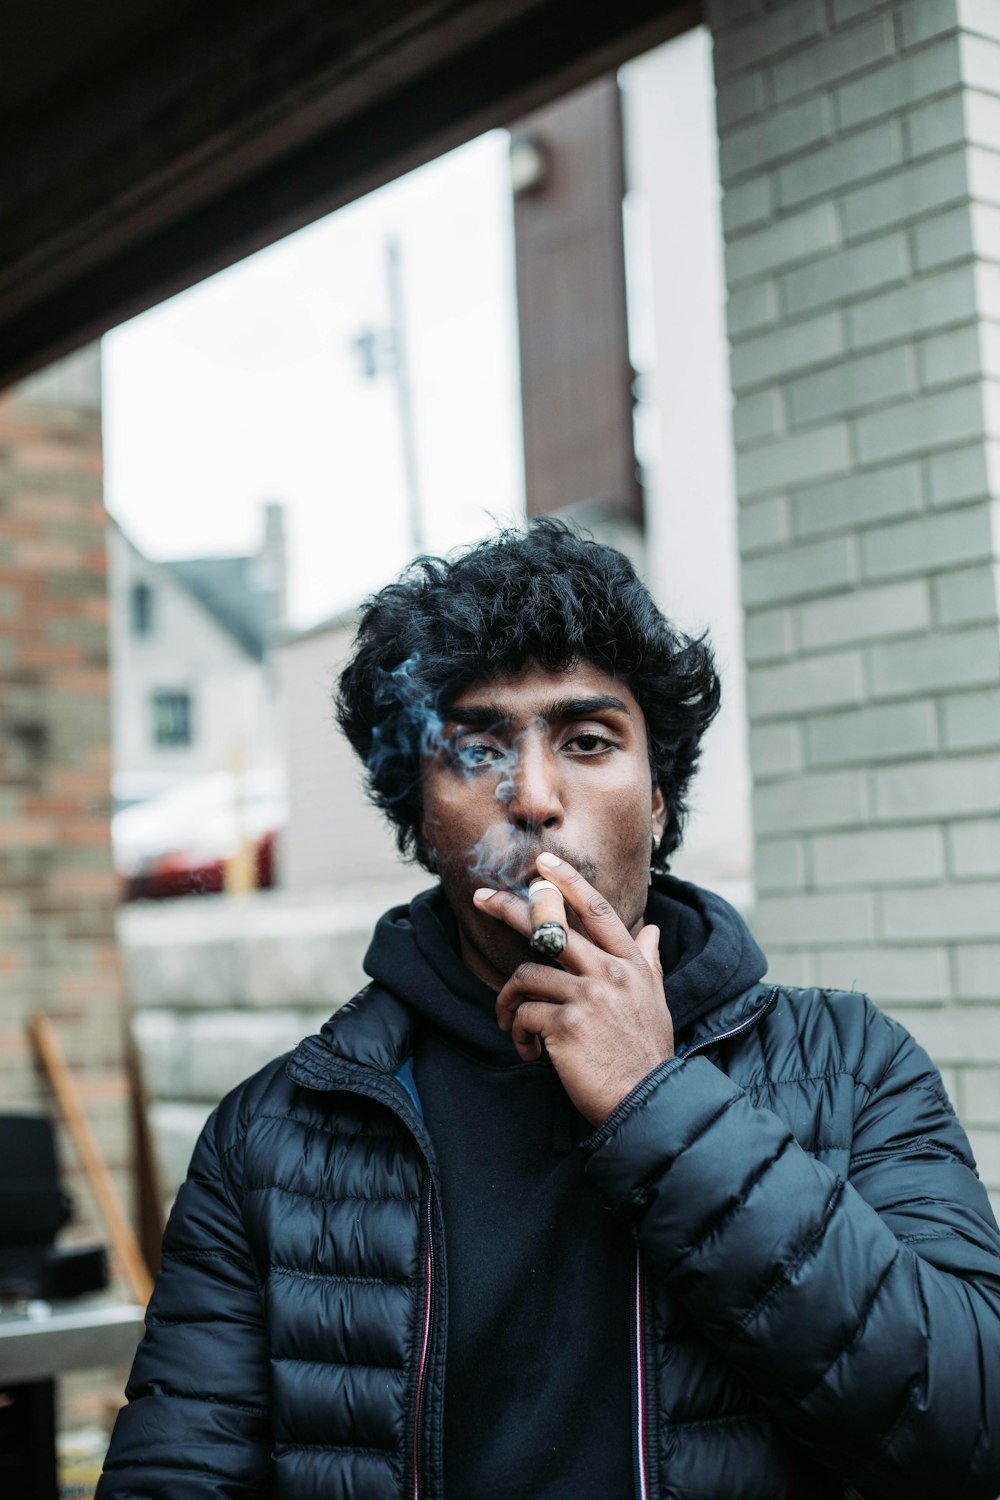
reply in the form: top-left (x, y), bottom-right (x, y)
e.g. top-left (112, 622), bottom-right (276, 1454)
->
top-left (649, 834), bottom-right (661, 886)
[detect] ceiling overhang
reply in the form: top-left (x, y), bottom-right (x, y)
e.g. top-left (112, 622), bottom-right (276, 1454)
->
top-left (0, 0), bottom-right (700, 390)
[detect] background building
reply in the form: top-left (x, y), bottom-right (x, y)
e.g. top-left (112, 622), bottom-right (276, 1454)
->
top-left (108, 506), bottom-right (284, 796)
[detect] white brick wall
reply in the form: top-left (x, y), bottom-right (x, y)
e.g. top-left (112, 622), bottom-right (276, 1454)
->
top-left (948, 816), bottom-right (1000, 875)
top-left (805, 699), bottom-right (939, 765)
top-left (956, 943), bottom-right (1000, 998)
top-left (798, 578), bottom-right (930, 649)
top-left (812, 824), bottom-right (946, 886)
top-left (872, 753), bottom-right (1000, 820)
top-left (793, 460), bottom-right (923, 535)
top-left (749, 720), bottom-right (803, 778)
top-left (786, 344), bottom-right (914, 423)
top-left (755, 889), bottom-right (878, 948)
top-left (750, 648), bottom-right (864, 717)
top-left (755, 835), bottom-right (806, 891)
top-left (933, 563), bottom-right (999, 625)
top-left (926, 439), bottom-right (995, 504)
top-left (965, 163), bottom-right (1000, 237)
top-left (753, 768), bottom-right (868, 831)
top-left (742, 534), bottom-right (856, 605)
top-left (943, 686), bottom-right (1000, 748)
top-left (963, 1068), bottom-right (1000, 1126)
top-left (710, 0), bottom-right (1000, 1198)
top-left (867, 623), bottom-right (1000, 695)
top-left (811, 943), bottom-right (952, 1002)
top-left (730, 308), bottom-right (845, 387)
top-left (744, 603), bottom-right (795, 662)
top-left (727, 203), bottom-right (841, 284)
top-left (881, 879), bottom-right (1000, 940)
top-left (860, 503), bottom-right (992, 578)
top-left (847, 147), bottom-right (969, 240)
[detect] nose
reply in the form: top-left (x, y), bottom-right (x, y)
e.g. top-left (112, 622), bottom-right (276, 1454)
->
top-left (504, 737), bottom-right (563, 834)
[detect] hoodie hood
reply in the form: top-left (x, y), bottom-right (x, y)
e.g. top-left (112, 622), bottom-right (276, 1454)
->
top-left (363, 885), bottom-right (516, 1062)
top-left (362, 875), bottom-right (767, 1063)
top-left (648, 873), bottom-right (767, 1033)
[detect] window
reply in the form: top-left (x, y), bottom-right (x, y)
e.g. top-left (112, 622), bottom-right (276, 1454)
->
top-left (131, 580), bottom-right (154, 636)
top-left (152, 690), bottom-right (192, 747)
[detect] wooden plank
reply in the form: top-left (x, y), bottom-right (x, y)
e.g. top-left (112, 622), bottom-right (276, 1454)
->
top-left (28, 1013), bottom-right (153, 1307)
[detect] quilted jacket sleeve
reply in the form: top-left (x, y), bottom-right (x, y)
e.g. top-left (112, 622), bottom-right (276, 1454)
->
top-left (584, 994), bottom-right (1000, 1500)
top-left (97, 1098), bottom-right (271, 1498)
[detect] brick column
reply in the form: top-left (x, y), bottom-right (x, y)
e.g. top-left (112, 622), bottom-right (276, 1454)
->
top-left (0, 347), bottom-right (133, 1274)
top-left (709, 0), bottom-right (1000, 1209)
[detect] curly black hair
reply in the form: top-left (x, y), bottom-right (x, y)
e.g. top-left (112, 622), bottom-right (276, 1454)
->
top-left (335, 519), bottom-right (720, 871)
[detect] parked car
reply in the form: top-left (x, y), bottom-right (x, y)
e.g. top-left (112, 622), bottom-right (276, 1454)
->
top-left (112, 768), bottom-right (287, 900)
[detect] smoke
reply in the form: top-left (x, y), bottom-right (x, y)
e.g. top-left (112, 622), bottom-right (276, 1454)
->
top-left (467, 741), bottom-right (535, 894)
top-left (366, 652), bottom-right (535, 890)
top-left (366, 653), bottom-right (448, 805)
top-left (492, 752), bottom-right (518, 805)
top-left (468, 822), bottom-right (535, 896)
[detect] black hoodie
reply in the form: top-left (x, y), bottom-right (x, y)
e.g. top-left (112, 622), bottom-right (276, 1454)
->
top-left (363, 875), bottom-right (767, 1500)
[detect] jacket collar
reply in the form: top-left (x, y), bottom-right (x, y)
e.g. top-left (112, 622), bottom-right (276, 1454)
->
top-left (286, 977), bottom-right (778, 1093)
top-left (286, 983), bottom-right (417, 1090)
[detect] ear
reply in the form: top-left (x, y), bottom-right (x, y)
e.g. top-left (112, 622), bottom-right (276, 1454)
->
top-left (651, 783), bottom-right (666, 844)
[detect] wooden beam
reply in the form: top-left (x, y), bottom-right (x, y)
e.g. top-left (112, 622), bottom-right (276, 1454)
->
top-left (0, 0), bottom-right (700, 388)
top-left (29, 1013), bottom-right (154, 1308)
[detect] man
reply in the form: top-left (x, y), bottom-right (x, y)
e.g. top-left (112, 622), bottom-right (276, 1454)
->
top-left (99, 521), bottom-right (1000, 1499)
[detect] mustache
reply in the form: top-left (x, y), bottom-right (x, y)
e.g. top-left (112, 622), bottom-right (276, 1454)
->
top-left (459, 823), bottom-right (597, 896)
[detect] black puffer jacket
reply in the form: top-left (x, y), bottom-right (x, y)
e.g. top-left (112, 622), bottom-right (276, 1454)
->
top-left (99, 933), bottom-right (1000, 1498)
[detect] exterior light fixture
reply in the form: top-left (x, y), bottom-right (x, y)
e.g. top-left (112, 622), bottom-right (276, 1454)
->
top-left (509, 133), bottom-right (549, 196)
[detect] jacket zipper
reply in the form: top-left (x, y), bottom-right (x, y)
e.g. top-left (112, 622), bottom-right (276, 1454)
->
top-left (679, 986), bottom-right (779, 1062)
top-left (633, 1249), bottom-right (649, 1500)
top-left (291, 1057), bottom-right (439, 1500)
top-left (630, 986), bottom-right (779, 1499)
top-left (412, 1237), bottom-right (433, 1500)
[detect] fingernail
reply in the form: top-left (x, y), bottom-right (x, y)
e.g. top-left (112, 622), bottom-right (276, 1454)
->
top-left (537, 852), bottom-right (561, 869)
top-left (474, 887), bottom-right (496, 901)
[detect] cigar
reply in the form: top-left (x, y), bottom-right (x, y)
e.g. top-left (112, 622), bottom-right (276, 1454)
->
top-left (528, 877), bottom-right (567, 957)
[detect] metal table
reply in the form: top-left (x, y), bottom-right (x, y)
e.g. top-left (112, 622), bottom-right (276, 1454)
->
top-left (0, 1298), bottom-right (145, 1500)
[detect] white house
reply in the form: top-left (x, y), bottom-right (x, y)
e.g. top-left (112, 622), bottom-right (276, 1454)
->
top-left (108, 504), bottom-right (286, 803)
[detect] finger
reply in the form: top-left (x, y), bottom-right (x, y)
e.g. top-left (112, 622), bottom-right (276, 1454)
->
top-left (473, 886), bottom-right (592, 974)
top-left (472, 886), bottom-right (532, 940)
top-left (496, 963), bottom-right (578, 1032)
top-left (634, 924), bottom-right (662, 977)
top-left (507, 999), bottom-right (555, 1063)
top-left (533, 854), bottom-right (636, 959)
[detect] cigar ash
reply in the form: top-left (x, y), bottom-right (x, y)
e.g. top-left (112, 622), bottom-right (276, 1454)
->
top-left (530, 921), bottom-right (567, 957)
top-left (528, 877), bottom-right (567, 957)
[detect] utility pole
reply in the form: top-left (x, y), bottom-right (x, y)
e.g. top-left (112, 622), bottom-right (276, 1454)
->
top-left (352, 235), bottom-right (425, 556)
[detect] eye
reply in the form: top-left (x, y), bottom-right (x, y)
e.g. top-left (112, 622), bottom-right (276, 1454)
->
top-left (452, 740), bottom-right (504, 769)
top-left (564, 731), bottom-right (615, 754)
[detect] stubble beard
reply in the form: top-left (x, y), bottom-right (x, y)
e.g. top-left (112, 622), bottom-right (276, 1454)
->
top-left (436, 842), bottom-right (649, 989)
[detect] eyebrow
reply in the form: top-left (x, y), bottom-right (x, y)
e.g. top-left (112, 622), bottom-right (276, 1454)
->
top-left (443, 694), bottom-right (634, 730)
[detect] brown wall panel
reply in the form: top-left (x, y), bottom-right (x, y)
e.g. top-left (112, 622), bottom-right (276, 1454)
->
top-left (512, 77), bottom-right (641, 524)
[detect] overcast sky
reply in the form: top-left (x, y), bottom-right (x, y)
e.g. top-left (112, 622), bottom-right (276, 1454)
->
top-left (102, 131), bottom-right (525, 631)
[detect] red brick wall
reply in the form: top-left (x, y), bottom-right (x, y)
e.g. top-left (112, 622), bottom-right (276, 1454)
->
top-left (0, 370), bottom-right (132, 1281)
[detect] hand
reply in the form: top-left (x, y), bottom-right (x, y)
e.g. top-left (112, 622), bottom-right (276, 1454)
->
top-left (474, 854), bottom-right (674, 1126)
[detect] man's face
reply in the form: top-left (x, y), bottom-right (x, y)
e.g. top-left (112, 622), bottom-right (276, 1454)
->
top-left (420, 659), bottom-right (666, 989)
